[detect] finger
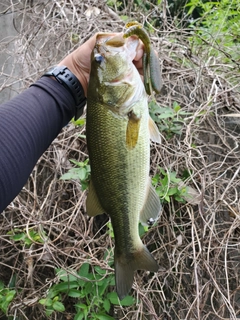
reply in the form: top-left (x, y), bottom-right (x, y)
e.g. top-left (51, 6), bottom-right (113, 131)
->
top-left (133, 40), bottom-right (144, 61)
top-left (133, 61), bottom-right (143, 75)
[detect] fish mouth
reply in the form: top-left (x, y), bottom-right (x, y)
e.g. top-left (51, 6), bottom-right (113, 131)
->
top-left (105, 34), bottom-right (125, 47)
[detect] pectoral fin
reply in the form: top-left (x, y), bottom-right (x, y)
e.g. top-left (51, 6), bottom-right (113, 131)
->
top-left (126, 111), bottom-right (141, 150)
top-left (140, 179), bottom-right (162, 226)
top-left (86, 180), bottom-right (105, 217)
top-left (149, 117), bottom-right (161, 143)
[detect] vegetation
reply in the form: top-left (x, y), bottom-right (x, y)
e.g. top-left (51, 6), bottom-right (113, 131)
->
top-left (1, 0), bottom-right (240, 319)
top-left (39, 262), bottom-right (135, 319)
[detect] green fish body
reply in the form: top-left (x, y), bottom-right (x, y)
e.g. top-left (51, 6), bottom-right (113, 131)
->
top-left (86, 33), bottom-right (161, 299)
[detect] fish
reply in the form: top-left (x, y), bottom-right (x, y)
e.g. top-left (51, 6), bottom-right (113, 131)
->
top-left (86, 32), bottom-right (162, 300)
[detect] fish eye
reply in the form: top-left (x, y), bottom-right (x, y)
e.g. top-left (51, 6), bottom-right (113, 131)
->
top-left (147, 218), bottom-right (155, 226)
top-left (94, 53), bottom-right (104, 64)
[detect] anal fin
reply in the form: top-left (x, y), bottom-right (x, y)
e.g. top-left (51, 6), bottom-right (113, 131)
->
top-left (140, 179), bottom-right (162, 226)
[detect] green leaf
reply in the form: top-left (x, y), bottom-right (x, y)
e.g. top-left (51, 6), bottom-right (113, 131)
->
top-left (85, 281), bottom-right (94, 295)
top-left (68, 289), bottom-right (82, 298)
top-left (165, 195), bottom-right (170, 202)
top-left (94, 266), bottom-right (107, 276)
top-left (158, 112), bottom-right (174, 119)
top-left (39, 298), bottom-right (53, 307)
top-left (74, 311), bottom-right (84, 320)
top-left (81, 180), bottom-right (89, 191)
top-left (52, 301), bottom-right (65, 312)
top-left (107, 292), bottom-right (135, 306)
top-left (48, 281), bottom-right (79, 298)
top-left (173, 101), bottom-right (181, 112)
top-left (11, 233), bottom-right (26, 241)
top-left (107, 292), bottom-right (119, 304)
top-left (97, 279), bottom-right (110, 296)
top-left (60, 169), bottom-right (78, 181)
top-left (103, 299), bottom-right (111, 313)
top-left (167, 187), bottom-right (179, 196)
top-left (78, 134), bottom-right (86, 139)
top-left (120, 15), bottom-right (129, 21)
top-left (169, 172), bottom-right (181, 183)
top-left (71, 118), bottom-right (86, 126)
top-left (95, 314), bottom-right (114, 320)
top-left (45, 307), bottom-right (54, 316)
top-left (5, 290), bottom-right (16, 303)
top-left (78, 263), bottom-right (90, 278)
top-left (56, 268), bottom-right (78, 282)
top-left (119, 295), bottom-right (135, 306)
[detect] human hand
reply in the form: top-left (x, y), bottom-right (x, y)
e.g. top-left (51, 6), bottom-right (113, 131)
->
top-left (58, 33), bottom-right (144, 97)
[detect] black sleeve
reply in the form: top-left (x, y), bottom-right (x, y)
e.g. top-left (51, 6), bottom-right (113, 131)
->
top-left (0, 77), bottom-right (76, 213)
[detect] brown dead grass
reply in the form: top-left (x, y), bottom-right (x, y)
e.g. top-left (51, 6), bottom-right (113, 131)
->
top-left (1, 0), bottom-right (240, 319)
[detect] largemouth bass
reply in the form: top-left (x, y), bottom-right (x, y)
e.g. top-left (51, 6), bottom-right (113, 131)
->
top-left (86, 32), bottom-right (162, 300)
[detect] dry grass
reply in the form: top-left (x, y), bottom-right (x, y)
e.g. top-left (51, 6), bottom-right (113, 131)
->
top-left (1, 1), bottom-right (240, 319)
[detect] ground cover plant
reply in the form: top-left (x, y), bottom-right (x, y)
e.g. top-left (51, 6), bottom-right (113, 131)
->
top-left (0, 0), bottom-right (240, 319)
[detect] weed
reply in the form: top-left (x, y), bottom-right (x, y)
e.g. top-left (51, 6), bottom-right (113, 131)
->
top-left (152, 167), bottom-right (200, 204)
top-left (0, 281), bottom-right (16, 315)
top-left (60, 159), bottom-right (91, 191)
top-left (149, 100), bottom-right (191, 139)
top-left (8, 228), bottom-right (45, 247)
top-left (186, 0), bottom-right (240, 67)
top-left (39, 262), bottom-right (135, 319)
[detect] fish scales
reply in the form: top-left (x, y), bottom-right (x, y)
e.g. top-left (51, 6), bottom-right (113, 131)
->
top-left (87, 96), bottom-right (149, 246)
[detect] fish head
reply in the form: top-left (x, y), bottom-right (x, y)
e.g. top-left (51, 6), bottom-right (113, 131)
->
top-left (88, 33), bottom-right (145, 114)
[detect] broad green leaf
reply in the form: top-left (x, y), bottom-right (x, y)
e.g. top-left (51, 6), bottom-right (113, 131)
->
top-left (71, 117), bottom-right (86, 126)
top-left (48, 281), bottom-right (79, 298)
top-left (107, 292), bottom-right (135, 306)
top-left (97, 279), bottom-right (110, 296)
top-left (60, 169), bottom-right (78, 181)
top-left (68, 289), bottom-right (82, 298)
top-left (52, 301), bottom-right (65, 312)
top-left (75, 303), bottom-right (88, 310)
top-left (78, 263), bottom-right (90, 278)
top-left (39, 298), bottom-right (53, 307)
top-left (165, 195), bottom-right (170, 202)
top-left (5, 290), bottom-right (16, 302)
top-left (119, 295), bottom-right (135, 306)
top-left (74, 311), bottom-right (84, 320)
top-left (103, 299), bottom-right (111, 313)
top-left (11, 233), bottom-right (26, 241)
top-left (45, 307), bottom-right (54, 316)
top-left (85, 281), bottom-right (94, 295)
top-left (158, 112), bottom-right (174, 119)
top-left (107, 292), bottom-right (119, 304)
top-left (94, 266), bottom-right (107, 276)
top-left (56, 268), bottom-right (78, 282)
top-left (167, 187), bottom-right (179, 196)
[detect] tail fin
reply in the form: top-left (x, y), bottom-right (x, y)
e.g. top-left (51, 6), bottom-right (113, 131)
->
top-left (114, 245), bottom-right (158, 300)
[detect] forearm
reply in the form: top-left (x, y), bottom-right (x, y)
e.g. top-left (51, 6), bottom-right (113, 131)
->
top-left (0, 77), bottom-right (75, 212)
